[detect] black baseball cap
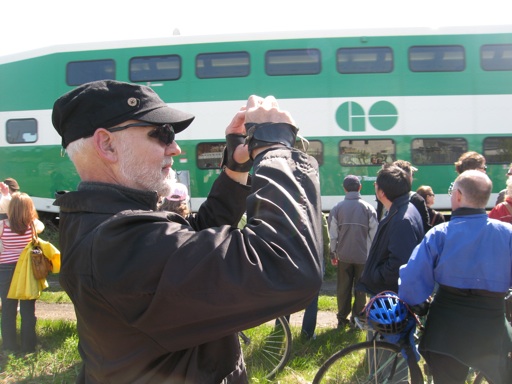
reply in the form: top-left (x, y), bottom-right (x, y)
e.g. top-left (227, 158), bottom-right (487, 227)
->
top-left (52, 80), bottom-right (195, 148)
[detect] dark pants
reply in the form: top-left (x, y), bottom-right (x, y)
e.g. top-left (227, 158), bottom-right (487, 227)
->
top-left (0, 263), bottom-right (37, 353)
top-left (336, 261), bottom-right (366, 323)
top-left (301, 294), bottom-right (319, 338)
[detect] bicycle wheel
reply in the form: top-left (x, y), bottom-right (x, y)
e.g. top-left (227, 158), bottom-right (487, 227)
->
top-left (313, 340), bottom-right (414, 384)
top-left (240, 316), bottom-right (292, 379)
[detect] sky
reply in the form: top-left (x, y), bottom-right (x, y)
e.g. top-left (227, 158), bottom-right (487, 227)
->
top-left (1, 0), bottom-right (510, 58)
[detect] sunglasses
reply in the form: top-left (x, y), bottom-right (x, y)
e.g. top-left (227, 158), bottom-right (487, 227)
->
top-left (106, 123), bottom-right (175, 145)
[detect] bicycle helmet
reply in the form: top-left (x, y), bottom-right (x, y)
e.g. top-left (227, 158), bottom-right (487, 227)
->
top-left (366, 292), bottom-right (409, 334)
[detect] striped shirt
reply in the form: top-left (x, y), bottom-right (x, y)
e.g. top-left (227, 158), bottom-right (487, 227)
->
top-left (0, 221), bottom-right (32, 264)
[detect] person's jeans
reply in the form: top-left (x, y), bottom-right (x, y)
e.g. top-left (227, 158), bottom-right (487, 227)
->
top-left (0, 263), bottom-right (37, 353)
top-left (301, 295), bottom-right (319, 338)
top-left (283, 295), bottom-right (319, 339)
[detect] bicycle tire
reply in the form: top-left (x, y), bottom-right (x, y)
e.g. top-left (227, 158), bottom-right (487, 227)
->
top-left (240, 316), bottom-right (292, 379)
top-left (471, 372), bottom-right (490, 384)
top-left (313, 340), bottom-right (418, 384)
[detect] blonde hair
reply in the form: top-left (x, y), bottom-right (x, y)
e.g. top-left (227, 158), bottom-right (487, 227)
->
top-left (7, 192), bottom-right (38, 235)
top-left (506, 177), bottom-right (512, 198)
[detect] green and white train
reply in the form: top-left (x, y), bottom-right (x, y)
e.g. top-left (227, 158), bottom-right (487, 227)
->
top-left (1, 25), bottom-right (511, 216)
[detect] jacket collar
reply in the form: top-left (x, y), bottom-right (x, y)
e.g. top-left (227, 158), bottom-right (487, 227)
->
top-left (388, 193), bottom-right (410, 212)
top-left (345, 191), bottom-right (361, 200)
top-left (452, 207), bottom-right (487, 216)
top-left (54, 182), bottom-right (160, 214)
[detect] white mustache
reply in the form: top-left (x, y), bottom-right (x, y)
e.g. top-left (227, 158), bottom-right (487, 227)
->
top-left (162, 158), bottom-right (174, 168)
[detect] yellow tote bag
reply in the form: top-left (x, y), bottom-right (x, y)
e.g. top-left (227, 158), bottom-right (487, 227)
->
top-left (7, 238), bottom-right (60, 300)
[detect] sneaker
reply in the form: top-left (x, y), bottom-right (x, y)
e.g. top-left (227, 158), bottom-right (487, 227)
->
top-left (300, 330), bottom-right (317, 340)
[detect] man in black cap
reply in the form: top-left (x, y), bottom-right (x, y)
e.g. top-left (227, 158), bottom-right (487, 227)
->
top-left (52, 80), bottom-right (322, 383)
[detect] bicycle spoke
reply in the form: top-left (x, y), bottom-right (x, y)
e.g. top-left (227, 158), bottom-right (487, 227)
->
top-left (240, 316), bottom-right (292, 379)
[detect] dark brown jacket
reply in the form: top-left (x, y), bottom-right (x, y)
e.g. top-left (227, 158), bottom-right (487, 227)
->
top-left (55, 148), bottom-right (323, 383)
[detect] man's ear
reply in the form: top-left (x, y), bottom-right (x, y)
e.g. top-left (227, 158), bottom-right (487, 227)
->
top-left (92, 129), bottom-right (118, 162)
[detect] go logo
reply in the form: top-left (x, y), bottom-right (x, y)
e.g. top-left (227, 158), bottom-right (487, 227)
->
top-left (335, 101), bottom-right (398, 132)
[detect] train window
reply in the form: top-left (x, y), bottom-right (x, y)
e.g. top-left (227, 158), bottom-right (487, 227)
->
top-left (130, 55), bottom-right (181, 82)
top-left (338, 139), bottom-right (395, 166)
top-left (6, 119), bottom-right (37, 144)
top-left (337, 47), bottom-right (393, 73)
top-left (265, 49), bottom-right (321, 76)
top-left (294, 139), bottom-right (324, 165)
top-left (196, 52), bottom-right (250, 78)
top-left (66, 59), bottom-right (115, 86)
top-left (196, 142), bottom-right (225, 169)
top-left (481, 44), bottom-right (512, 71)
top-left (483, 137), bottom-right (512, 163)
top-left (409, 45), bottom-right (465, 72)
top-left (411, 138), bottom-right (467, 164)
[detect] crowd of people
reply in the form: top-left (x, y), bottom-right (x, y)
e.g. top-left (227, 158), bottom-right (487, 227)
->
top-left (328, 152), bottom-right (512, 383)
top-left (0, 79), bottom-right (511, 383)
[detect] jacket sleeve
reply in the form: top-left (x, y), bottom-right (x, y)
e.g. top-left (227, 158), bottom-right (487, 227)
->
top-left (322, 213), bottom-right (331, 261)
top-left (399, 236), bottom-right (438, 305)
top-left (368, 208), bottom-right (379, 242)
top-left (328, 211), bottom-right (338, 254)
top-left (185, 171), bottom-right (250, 230)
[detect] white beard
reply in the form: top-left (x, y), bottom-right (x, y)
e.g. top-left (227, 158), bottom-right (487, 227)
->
top-left (118, 143), bottom-right (176, 197)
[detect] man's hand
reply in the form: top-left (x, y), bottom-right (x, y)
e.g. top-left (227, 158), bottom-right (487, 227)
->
top-left (245, 95), bottom-right (295, 125)
top-left (225, 95), bottom-right (296, 164)
top-left (222, 95), bottom-right (296, 183)
top-left (224, 108), bottom-right (250, 167)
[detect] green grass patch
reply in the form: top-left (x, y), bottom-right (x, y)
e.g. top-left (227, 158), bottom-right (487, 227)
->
top-left (318, 295), bottom-right (337, 312)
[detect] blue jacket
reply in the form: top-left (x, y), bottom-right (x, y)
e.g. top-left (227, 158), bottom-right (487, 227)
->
top-left (399, 208), bottom-right (512, 305)
top-left (398, 208), bottom-right (512, 383)
top-left (357, 194), bottom-right (423, 295)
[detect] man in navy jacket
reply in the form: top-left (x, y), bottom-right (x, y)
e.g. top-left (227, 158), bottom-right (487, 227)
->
top-left (357, 164), bottom-right (423, 296)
